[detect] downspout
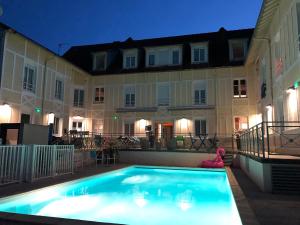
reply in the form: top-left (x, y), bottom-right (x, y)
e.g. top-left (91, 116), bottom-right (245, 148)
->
top-left (41, 57), bottom-right (55, 125)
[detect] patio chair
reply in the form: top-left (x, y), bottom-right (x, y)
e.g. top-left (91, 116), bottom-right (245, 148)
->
top-left (90, 150), bottom-right (104, 166)
top-left (189, 133), bottom-right (197, 150)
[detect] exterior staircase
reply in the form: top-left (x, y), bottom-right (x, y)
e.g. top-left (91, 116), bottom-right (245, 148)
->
top-left (272, 165), bottom-right (300, 195)
top-left (223, 153), bottom-right (234, 166)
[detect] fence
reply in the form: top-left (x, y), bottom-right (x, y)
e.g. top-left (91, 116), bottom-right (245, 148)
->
top-left (238, 121), bottom-right (300, 158)
top-left (56, 131), bottom-right (234, 152)
top-left (0, 145), bottom-right (74, 186)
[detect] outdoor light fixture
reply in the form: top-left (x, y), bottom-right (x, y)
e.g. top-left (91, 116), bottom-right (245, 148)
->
top-left (73, 115), bottom-right (83, 120)
top-left (48, 112), bottom-right (55, 124)
top-left (0, 103), bottom-right (12, 122)
top-left (265, 104), bottom-right (272, 110)
top-left (286, 86), bottom-right (296, 94)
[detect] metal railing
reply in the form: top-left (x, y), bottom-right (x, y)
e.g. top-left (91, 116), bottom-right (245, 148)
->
top-left (238, 121), bottom-right (300, 158)
top-left (0, 145), bottom-right (74, 185)
top-left (56, 131), bottom-right (234, 152)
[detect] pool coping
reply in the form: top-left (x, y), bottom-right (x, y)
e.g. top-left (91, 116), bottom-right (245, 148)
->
top-left (226, 167), bottom-right (260, 225)
top-left (0, 165), bottom-right (259, 225)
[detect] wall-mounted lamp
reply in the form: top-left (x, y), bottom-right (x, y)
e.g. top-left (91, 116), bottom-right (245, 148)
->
top-left (286, 86), bottom-right (296, 94)
top-left (265, 104), bottom-right (272, 110)
top-left (48, 112), bottom-right (55, 124)
top-left (73, 115), bottom-right (83, 120)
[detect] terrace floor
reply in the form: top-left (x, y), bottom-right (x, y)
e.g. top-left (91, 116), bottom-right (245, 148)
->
top-left (0, 164), bottom-right (299, 225)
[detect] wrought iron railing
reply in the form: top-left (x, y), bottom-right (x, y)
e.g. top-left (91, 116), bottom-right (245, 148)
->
top-left (238, 121), bottom-right (300, 158)
top-left (54, 131), bottom-right (234, 152)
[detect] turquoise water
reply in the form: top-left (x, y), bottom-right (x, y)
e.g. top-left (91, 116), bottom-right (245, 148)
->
top-left (0, 166), bottom-right (242, 225)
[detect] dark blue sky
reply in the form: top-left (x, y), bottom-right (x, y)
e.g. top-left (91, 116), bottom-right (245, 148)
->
top-left (0, 0), bottom-right (262, 55)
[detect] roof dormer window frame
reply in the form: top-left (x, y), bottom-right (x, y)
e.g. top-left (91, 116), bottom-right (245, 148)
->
top-left (93, 52), bottom-right (107, 71)
top-left (123, 49), bottom-right (138, 69)
top-left (229, 39), bottom-right (248, 62)
top-left (145, 45), bottom-right (182, 67)
top-left (191, 42), bottom-right (209, 64)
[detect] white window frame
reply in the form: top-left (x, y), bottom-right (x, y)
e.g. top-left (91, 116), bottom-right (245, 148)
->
top-left (93, 52), bottom-right (107, 71)
top-left (145, 46), bottom-right (182, 67)
top-left (229, 39), bottom-right (248, 61)
top-left (233, 78), bottom-right (247, 98)
top-left (124, 85), bottom-right (136, 107)
top-left (193, 80), bottom-right (207, 105)
top-left (73, 88), bottom-right (85, 107)
top-left (93, 86), bottom-right (105, 104)
top-left (123, 49), bottom-right (138, 69)
top-left (54, 78), bottom-right (64, 101)
top-left (157, 82), bottom-right (170, 106)
top-left (191, 42), bottom-right (208, 64)
top-left (194, 118), bottom-right (207, 136)
top-left (23, 64), bottom-right (37, 93)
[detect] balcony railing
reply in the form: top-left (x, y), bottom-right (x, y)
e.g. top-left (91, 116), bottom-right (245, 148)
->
top-left (53, 131), bottom-right (234, 152)
top-left (238, 121), bottom-right (300, 158)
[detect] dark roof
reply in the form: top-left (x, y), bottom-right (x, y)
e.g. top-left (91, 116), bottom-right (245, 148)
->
top-left (63, 27), bottom-right (254, 75)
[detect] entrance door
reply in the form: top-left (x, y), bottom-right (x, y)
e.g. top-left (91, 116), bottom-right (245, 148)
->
top-left (155, 122), bottom-right (173, 147)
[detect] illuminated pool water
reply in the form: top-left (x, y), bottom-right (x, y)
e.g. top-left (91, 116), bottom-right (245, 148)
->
top-left (0, 166), bottom-right (242, 225)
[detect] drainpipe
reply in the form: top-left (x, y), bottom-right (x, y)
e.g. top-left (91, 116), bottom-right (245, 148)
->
top-left (41, 57), bottom-right (55, 125)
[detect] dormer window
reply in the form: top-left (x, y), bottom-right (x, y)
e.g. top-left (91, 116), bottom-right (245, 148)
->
top-left (229, 39), bottom-right (248, 61)
top-left (191, 43), bottom-right (208, 64)
top-left (93, 52), bottom-right (106, 71)
top-left (146, 46), bottom-right (182, 67)
top-left (123, 49), bottom-right (137, 69)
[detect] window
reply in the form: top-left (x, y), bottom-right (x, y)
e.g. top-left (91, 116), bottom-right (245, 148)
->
top-left (149, 54), bottom-right (155, 66)
top-left (157, 83), bottom-right (170, 106)
top-left (72, 121), bottom-right (83, 131)
top-left (191, 43), bottom-right (208, 63)
top-left (123, 50), bottom-right (137, 69)
top-left (146, 46), bottom-right (181, 67)
top-left (195, 119), bottom-right (207, 136)
top-left (124, 85), bottom-right (135, 107)
top-left (229, 39), bottom-right (247, 61)
top-left (234, 116), bottom-right (248, 132)
top-left (194, 80), bottom-right (207, 105)
top-left (54, 79), bottom-right (64, 101)
top-left (172, 50), bottom-right (180, 65)
top-left (233, 79), bottom-right (247, 98)
top-left (23, 65), bottom-right (36, 93)
top-left (93, 52), bottom-right (106, 70)
top-left (124, 122), bottom-right (134, 136)
top-left (94, 87), bottom-right (104, 104)
top-left (260, 58), bottom-right (267, 99)
top-left (73, 89), bottom-right (84, 107)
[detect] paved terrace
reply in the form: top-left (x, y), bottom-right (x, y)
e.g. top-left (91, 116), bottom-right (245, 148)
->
top-left (0, 164), bottom-right (299, 225)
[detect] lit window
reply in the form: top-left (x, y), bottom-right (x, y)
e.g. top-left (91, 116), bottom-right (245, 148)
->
top-left (234, 116), bottom-right (248, 132)
top-left (124, 122), bottom-right (134, 136)
top-left (93, 52), bottom-right (106, 70)
top-left (157, 83), bottom-right (170, 106)
top-left (233, 79), bottom-right (247, 98)
top-left (54, 79), bottom-right (64, 101)
top-left (191, 44), bottom-right (208, 64)
top-left (124, 85), bottom-right (135, 107)
top-left (94, 87), bottom-right (104, 104)
top-left (195, 119), bottom-right (207, 136)
top-left (194, 80), bottom-right (207, 105)
top-left (23, 65), bottom-right (36, 93)
top-left (229, 39), bottom-right (247, 61)
top-left (74, 89), bottom-right (84, 107)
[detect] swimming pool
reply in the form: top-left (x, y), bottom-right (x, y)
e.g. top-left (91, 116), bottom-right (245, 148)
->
top-left (0, 166), bottom-right (242, 225)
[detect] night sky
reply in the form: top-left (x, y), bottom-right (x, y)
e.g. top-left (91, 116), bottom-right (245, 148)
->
top-left (0, 0), bottom-right (262, 55)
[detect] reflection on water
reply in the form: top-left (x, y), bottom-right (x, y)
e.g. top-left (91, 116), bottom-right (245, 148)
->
top-left (0, 167), bottom-right (242, 225)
